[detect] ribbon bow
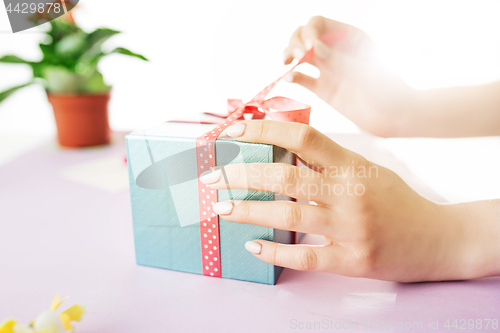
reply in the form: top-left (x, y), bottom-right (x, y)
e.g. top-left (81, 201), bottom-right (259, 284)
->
top-left (202, 48), bottom-right (314, 125)
top-left (203, 95), bottom-right (311, 125)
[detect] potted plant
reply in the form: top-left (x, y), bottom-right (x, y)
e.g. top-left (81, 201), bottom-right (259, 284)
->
top-left (0, 14), bottom-right (148, 147)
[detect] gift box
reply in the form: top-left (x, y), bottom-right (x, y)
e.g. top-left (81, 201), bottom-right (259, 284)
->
top-left (126, 121), bottom-right (300, 284)
top-left (126, 46), bottom-right (316, 284)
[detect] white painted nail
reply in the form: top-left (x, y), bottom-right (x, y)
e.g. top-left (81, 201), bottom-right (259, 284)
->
top-left (245, 241), bottom-right (262, 254)
top-left (284, 72), bottom-right (294, 83)
top-left (292, 47), bottom-right (305, 60)
top-left (213, 201), bottom-right (233, 215)
top-left (199, 169), bottom-right (222, 184)
top-left (314, 41), bottom-right (330, 59)
top-left (219, 128), bottom-right (228, 137)
top-left (225, 123), bottom-right (246, 138)
top-left (304, 39), bottom-right (313, 50)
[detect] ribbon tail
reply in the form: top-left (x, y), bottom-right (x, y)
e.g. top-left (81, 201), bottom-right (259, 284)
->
top-left (250, 30), bottom-right (347, 104)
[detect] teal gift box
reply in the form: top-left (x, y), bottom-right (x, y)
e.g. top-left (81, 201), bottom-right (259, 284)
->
top-left (126, 121), bottom-right (299, 284)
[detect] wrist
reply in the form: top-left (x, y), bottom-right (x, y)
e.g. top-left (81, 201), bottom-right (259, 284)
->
top-left (377, 82), bottom-right (421, 138)
top-left (442, 201), bottom-right (500, 279)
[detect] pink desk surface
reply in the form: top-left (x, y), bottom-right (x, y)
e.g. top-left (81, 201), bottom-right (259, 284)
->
top-left (0, 132), bottom-right (499, 333)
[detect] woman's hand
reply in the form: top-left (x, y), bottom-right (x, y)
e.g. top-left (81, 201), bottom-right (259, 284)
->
top-left (283, 16), bottom-right (500, 138)
top-left (200, 120), bottom-right (500, 282)
top-left (283, 16), bottom-right (417, 137)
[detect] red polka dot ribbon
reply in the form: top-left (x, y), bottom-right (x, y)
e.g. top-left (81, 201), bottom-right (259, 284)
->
top-left (195, 110), bottom-right (245, 277)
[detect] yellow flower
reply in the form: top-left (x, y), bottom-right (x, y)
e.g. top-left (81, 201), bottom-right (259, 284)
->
top-left (59, 305), bottom-right (85, 330)
top-left (0, 295), bottom-right (86, 333)
top-left (0, 319), bottom-right (16, 333)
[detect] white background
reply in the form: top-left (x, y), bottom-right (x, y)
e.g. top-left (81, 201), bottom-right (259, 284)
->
top-left (1, 0), bottom-right (500, 202)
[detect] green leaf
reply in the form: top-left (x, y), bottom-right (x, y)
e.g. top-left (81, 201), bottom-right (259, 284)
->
top-left (42, 66), bottom-right (110, 94)
top-left (110, 47), bottom-right (148, 61)
top-left (0, 55), bottom-right (31, 64)
top-left (39, 43), bottom-right (53, 58)
top-left (87, 28), bottom-right (121, 47)
top-left (1, 20), bottom-right (145, 97)
top-left (54, 32), bottom-right (87, 58)
top-left (39, 42), bottom-right (62, 67)
top-left (76, 47), bottom-right (148, 75)
top-left (32, 63), bottom-right (45, 79)
top-left (0, 82), bottom-right (33, 103)
top-left (42, 66), bottom-right (83, 93)
top-left (85, 29), bottom-right (120, 54)
top-left (0, 54), bottom-right (45, 80)
top-left (83, 71), bottom-right (111, 93)
top-left (48, 18), bottom-right (81, 43)
top-left (77, 28), bottom-right (121, 65)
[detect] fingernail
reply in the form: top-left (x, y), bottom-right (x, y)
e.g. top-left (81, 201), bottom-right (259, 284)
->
top-left (245, 241), bottom-right (262, 254)
top-left (314, 41), bottom-right (330, 59)
top-left (292, 48), bottom-right (305, 60)
top-left (199, 169), bottom-right (222, 184)
top-left (284, 72), bottom-right (294, 83)
top-left (213, 201), bottom-right (233, 215)
top-left (304, 39), bottom-right (313, 50)
top-left (225, 123), bottom-right (245, 138)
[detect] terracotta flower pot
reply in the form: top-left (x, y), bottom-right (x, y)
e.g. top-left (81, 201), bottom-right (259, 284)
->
top-left (47, 92), bottom-right (111, 147)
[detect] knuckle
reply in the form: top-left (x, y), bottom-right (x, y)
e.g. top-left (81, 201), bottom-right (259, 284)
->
top-left (343, 154), bottom-right (368, 179)
top-left (307, 15), bottom-right (324, 27)
top-left (354, 246), bottom-right (377, 276)
top-left (269, 245), bottom-right (279, 266)
top-left (256, 121), bottom-right (272, 141)
top-left (295, 247), bottom-right (318, 271)
top-left (278, 202), bottom-right (302, 230)
top-left (349, 154), bottom-right (368, 170)
top-left (237, 201), bottom-right (251, 221)
top-left (278, 165), bottom-right (299, 188)
top-left (296, 124), bottom-right (317, 150)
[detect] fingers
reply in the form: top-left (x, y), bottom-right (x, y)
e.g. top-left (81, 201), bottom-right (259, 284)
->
top-left (283, 26), bottom-right (305, 65)
top-left (213, 200), bottom-right (335, 235)
top-left (200, 163), bottom-right (332, 203)
top-left (245, 239), bottom-right (353, 273)
top-left (284, 71), bottom-right (317, 92)
top-left (248, 240), bottom-right (322, 271)
top-left (301, 17), bottom-right (330, 60)
top-left (283, 16), bottom-right (336, 64)
top-left (283, 27), bottom-right (322, 65)
top-left (222, 120), bottom-right (355, 169)
top-left (300, 17), bottom-right (321, 48)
